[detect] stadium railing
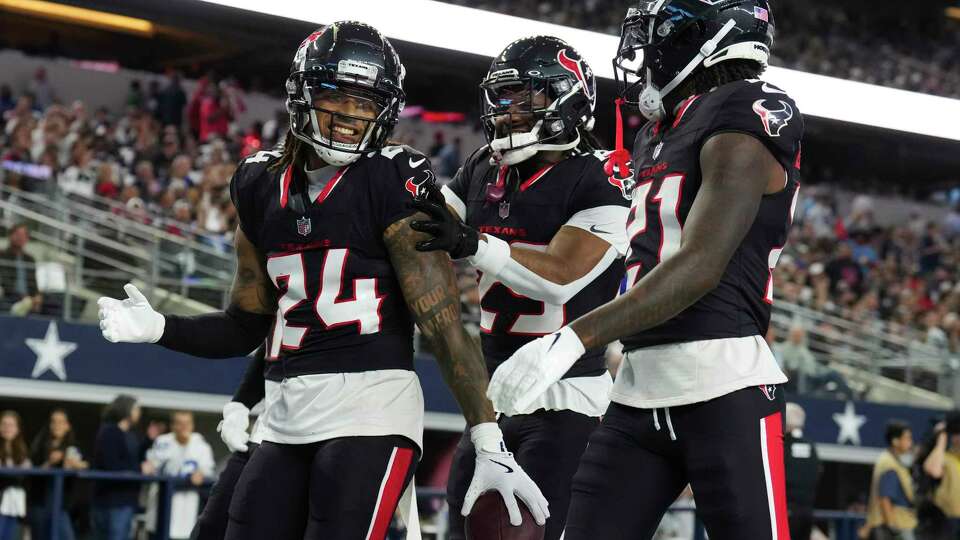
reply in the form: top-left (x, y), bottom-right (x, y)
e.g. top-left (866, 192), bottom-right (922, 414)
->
top-left (0, 185), bottom-right (235, 317)
top-left (771, 299), bottom-right (959, 406)
top-left (0, 468), bottom-right (865, 540)
top-left (0, 466), bottom-right (210, 540)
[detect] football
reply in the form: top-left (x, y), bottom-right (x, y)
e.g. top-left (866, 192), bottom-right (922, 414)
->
top-left (465, 492), bottom-right (545, 540)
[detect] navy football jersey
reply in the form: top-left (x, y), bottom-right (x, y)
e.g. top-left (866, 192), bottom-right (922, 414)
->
top-left (621, 79), bottom-right (804, 352)
top-left (444, 148), bottom-right (630, 378)
top-left (230, 145), bottom-right (434, 380)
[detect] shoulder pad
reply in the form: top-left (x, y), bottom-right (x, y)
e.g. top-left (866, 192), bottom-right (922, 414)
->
top-left (709, 79), bottom-right (801, 138)
top-left (233, 149), bottom-right (282, 189)
top-left (699, 79), bottom-right (803, 172)
top-left (376, 144), bottom-right (427, 162)
top-left (376, 145), bottom-right (436, 199)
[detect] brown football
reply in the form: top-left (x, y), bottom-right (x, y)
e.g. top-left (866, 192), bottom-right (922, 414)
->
top-left (465, 492), bottom-right (545, 540)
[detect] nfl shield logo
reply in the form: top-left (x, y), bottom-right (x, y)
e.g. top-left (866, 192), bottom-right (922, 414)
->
top-left (296, 216), bottom-right (312, 237)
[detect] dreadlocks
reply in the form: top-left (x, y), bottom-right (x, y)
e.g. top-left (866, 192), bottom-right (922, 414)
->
top-left (271, 130), bottom-right (306, 172)
top-left (671, 60), bottom-right (765, 110)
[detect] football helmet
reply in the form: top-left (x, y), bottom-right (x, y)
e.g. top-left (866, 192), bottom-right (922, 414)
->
top-left (613, 0), bottom-right (774, 121)
top-left (481, 36), bottom-right (596, 166)
top-left (285, 22), bottom-right (406, 166)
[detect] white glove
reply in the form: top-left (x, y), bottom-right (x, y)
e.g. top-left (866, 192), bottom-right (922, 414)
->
top-left (487, 326), bottom-right (586, 416)
top-left (217, 402), bottom-right (250, 453)
top-left (461, 423), bottom-right (549, 527)
top-left (97, 283), bottom-right (165, 343)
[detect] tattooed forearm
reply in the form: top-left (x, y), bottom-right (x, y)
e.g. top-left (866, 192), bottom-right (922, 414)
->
top-left (385, 216), bottom-right (495, 426)
top-left (230, 226), bottom-right (277, 315)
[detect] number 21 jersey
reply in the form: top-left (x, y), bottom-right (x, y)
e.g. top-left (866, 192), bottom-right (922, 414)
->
top-left (622, 80), bottom-right (804, 351)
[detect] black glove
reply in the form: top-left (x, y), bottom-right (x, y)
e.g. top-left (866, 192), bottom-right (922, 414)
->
top-left (409, 183), bottom-right (480, 259)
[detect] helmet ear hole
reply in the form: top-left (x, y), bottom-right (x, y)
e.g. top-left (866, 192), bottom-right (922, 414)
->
top-left (556, 91), bottom-right (591, 136)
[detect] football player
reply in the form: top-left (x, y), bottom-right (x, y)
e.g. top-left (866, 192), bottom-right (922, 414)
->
top-left (486, 1), bottom-right (804, 539)
top-left (97, 22), bottom-right (547, 540)
top-left (410, 36), bottom-right (630, 540)
top-left (189, 344), bottom-right (265, 540)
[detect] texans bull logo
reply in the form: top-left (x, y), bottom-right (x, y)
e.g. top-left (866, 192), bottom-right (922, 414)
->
top-left (752, 99), bottom-right (794, 137)
top-left (557, 49), bottom-right (594, 100)
top-left (608, 174), bottom-right (636, 201)
top-left (404, 170), bottom-right (436, 198)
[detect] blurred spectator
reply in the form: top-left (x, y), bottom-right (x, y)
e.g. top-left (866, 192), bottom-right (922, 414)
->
top-left (91, 395), bottom-right (146, 540)
top-left (784, 402), bottom-right (819, 540)
top-left (777, 325), bottom-right (854, 399)
top-left (132, 160), bottom-right (162, 203)
top-left (29, 409), bottom-right (87, 540)
top-left (0, 86), bottom-right (14, 117)
top-left (428, 131), bottom-right (445, 158)
top-left (0, 411), bottom-right (30, 540)
top-left (436, 136), bottom-right (462, 179)
top-left (144, 411), bottom-right (214, 539)
top-left (921, 411), bottom-right (960, 537)
top-left (0, 223), bottom-right (41, 315)
top-left (944, 204), bottom-right (960, 237)
top-left (58, 137), bottom-right (96, 198)
top-left (3, 93), bottom-right (38, 130)
top-left (920, 222), bottom-right (947, 275)
top-left (190, 78), bottom-right (232, 143)
top-left (126, 80), bottom-right (143, 110)
top-left (864, 421), bottom-right (917, 540)
top-left (826, 242), bottom-right (864, 295)
top-left (157, 72), bottom-right (187, 129)
top-left (28, 68), bottom-right (54, 111)
top-left (145, 80), bottom-right (161, 119)
top-left (167, 154), bottom-right (197, 193)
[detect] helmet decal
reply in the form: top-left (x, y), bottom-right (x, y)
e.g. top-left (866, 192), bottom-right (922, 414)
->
top-left (557, 49), bottom-right (593, 100)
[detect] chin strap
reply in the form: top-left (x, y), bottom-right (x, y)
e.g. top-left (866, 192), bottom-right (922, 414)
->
top-left (604, 98), bottom-right (633, 180)
top-left (638, 18), bottom-right (738, 121)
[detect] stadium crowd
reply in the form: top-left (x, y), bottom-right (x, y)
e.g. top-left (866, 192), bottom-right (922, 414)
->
top-left (0, 71), bottom-right (273, 248)
top-left (3, 65), bottom-right (960, 363)
top-left (440, 0), bottom-right (960, 99)
top-left (781, 191), bottom-right (960, 355)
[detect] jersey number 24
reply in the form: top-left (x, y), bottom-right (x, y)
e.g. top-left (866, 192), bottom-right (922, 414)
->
top-left (265, 249), bottom-right (382, 358)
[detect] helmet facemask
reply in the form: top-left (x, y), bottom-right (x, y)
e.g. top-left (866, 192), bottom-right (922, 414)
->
top-left (286, 59), bottom-right (405, 167)
top-left (480, 72), bottom-right (589, 166)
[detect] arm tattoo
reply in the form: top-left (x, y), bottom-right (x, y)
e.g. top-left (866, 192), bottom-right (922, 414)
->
top-left (385, 215), bottom-right (495, 426)
top-left (230, 227), bottom-right (277, 315)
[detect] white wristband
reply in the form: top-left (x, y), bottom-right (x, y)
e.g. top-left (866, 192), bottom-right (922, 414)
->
top-left (468, 235), bottom-right (511, 277)
top-left (469, 422), bottom-right (507, 454)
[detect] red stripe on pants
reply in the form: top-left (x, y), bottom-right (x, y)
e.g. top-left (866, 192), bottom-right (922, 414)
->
top-left (764, 412), bottom-right (791, 540)
top-left (367, 447), bottom-right (414, 540)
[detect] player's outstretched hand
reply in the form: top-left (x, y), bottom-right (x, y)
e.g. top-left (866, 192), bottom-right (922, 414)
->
top-left (487, 326), bottom-right (586, 415)
top-left (218, 402), bottom-right (250, 453)
top-left (409, 183), bottom-right (479, 258)
top-left (462, 423), bottom-right (549, 527)
top-left (97, 283), bottom-right (165, 343)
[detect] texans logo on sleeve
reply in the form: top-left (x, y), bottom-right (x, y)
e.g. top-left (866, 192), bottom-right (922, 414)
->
top-left (404, 170), bottom-right (436, 198)
top-left (752, 99), bottom-right (794, 137)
